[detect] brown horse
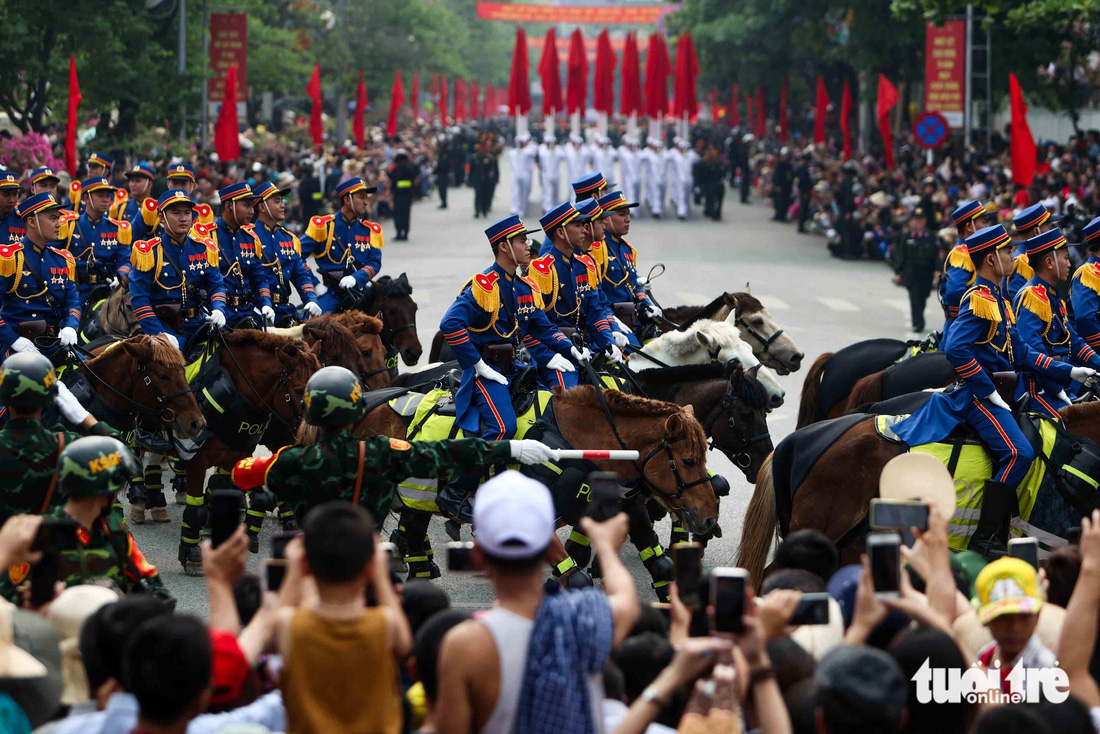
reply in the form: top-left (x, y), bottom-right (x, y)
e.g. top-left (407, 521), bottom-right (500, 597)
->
top-left (272, 313), bottom-right (390, 390)
top-left (839, 351), bottom-right (955, 416)
top-left (796, 338), bottom-right (918, 429)
top-left (735, 402), bottom-right (1100, 583)
top-left (366, 274), bottom-right (423, 372)
top-left (178, 330), bottom-right (321, 574)
top-left (322, 312), bottom-right (391, 389)
top-left (662, 286), bottom-right (805, 375)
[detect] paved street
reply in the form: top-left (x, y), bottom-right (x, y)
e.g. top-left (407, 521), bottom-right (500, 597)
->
top-left (131, 158), bottom-right (938, 614)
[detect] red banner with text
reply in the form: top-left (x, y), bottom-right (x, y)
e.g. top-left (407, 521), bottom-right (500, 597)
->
top-left (924, 20), bottom-right (965, 129)
top-left (210, 13), bottom-right (248, 103)
top-left (476, 1), bottom-right (679, 24)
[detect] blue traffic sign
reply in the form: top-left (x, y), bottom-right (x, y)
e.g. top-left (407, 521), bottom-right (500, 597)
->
top-left (913, 111), bottom-right (950, 149)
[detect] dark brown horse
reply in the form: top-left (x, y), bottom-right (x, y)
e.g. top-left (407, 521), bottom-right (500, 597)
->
top-left (796, 338), bottom-right (917, 429)
top-left (839, 351), bottom-right (955, 416)
top-left (735, 402), bottom-right (1100, 583)
top-left (365, 274), bottom-right (423, 372)
top-left (272, 313), bottom-right (390, 390)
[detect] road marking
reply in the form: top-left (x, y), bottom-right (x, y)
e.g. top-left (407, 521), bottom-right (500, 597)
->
top-left (754, 294), bottom-right (790, 310)
top-left (676, 291), bottom-right (710, 305)
top-left (817, 296), bottom-right (860, 312)
top-left (885, 298), bottom-right (912, 313)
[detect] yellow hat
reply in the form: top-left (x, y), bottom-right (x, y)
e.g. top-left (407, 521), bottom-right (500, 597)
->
top-left (974, 557), bottom-right (1042, 624)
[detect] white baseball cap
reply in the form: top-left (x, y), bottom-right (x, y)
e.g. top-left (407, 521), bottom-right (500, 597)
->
top-left (473, 471), bottom-right (555, 559)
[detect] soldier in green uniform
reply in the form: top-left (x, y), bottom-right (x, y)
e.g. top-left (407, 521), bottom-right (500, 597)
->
top-left (1, 435), bottom-right (170, 602)
top-left (893, 207), bottom-right (940, 333)
top-left (231, 366), bottom-right (555, 527)
top-left (0, 352), bottom-right (120, 524)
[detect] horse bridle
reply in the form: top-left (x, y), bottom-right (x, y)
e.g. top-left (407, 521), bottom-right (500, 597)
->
top-left (703, 375), bottom-right (771, 469)
top-left (72, 348), bottom-right (192, 424)
top-left (736, 311), bottom-right (785, 362)
top-left (213, 330), bottom-right (303, 433)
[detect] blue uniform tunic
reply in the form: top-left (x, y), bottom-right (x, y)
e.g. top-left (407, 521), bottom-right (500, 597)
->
top-left (208, 218), bottom-right (272, 328)
top-left (1004, 245), bottom-right (1032, 304)
top-left (253, 221), bottom-right (319, 323)
top-left (0, 241), bottom-right (81, 353)
top-left (61, 211), bottom-right (133, 307)
top-left (1071, 255), bottom-right (1100, 352)
top-left (128, 233), bottom-right (227, 342)
top-left (939, 242), bottom-right (974, 337)
top-left (440, 263), bottom-right (573, 438)
top-left (895, 276), bottom-right (1073, 486)
top-left (300, 212), bottom-right (383, 313)
top-left (1, 212), bottom-right (24, 246)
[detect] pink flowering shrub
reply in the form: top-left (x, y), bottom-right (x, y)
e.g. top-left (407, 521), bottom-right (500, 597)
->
top-left (0, 133), bottom-right (65, 177)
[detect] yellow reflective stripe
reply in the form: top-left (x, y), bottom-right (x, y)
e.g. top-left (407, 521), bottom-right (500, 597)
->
top-left (185, 494), bottom-right (205, 506)
top-left (1062, 464), bottom-right (1099, 489)
top-left (568, 531), bottom-right (591, 546)
top-left (652, 580), bottom-right (670, 589)
top-left (405, 555), bottom-right (429, 563)
top-left (555, 557), bottom-right (577, 575)
top-left (202, 387), bottom-right (225, 414)
top-left (639, 545), bottom-right (664, 562)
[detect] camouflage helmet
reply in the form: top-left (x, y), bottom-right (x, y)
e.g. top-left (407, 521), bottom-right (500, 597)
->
top-left (58, 436), bottom-right (139, 496)
top-left (303, 366), bottom-right (365, 427)
top-left (0, 352), bottom-right (58, 409)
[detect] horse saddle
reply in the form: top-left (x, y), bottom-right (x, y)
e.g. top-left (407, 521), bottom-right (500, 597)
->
top-left (612, 302), bottom-right (637, 329)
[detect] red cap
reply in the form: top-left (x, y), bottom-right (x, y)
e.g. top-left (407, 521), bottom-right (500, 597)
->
top-left (209, 629), bottom-right (251, 706)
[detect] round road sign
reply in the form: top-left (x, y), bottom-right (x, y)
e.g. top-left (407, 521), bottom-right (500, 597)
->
top-left (913, 111), bottom-right (950, 149)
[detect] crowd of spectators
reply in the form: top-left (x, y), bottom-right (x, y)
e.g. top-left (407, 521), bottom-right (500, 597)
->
top-left (4, 462), bottom-right (1100, 733)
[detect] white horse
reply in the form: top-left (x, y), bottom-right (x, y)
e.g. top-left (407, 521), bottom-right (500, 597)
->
top-left (630, 320), bottom-right (787, 407)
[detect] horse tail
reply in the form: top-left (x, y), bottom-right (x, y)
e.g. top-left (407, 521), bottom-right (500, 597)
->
top-left (736, 451), bottom-right (777, 584)
top-left (844, 371), bottom-right (885, 414)
top-left (796, 352), bottom-right (832, 429)
top-left (296, 421), bottom-right (319, 446)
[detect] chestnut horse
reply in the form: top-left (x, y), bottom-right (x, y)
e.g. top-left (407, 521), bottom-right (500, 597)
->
top-left (272, 313), bottom-right (390, 391)
top-left (839, 351), bottom-right (956, 416)
top-left (735, 401), bottom-right (1100, 583)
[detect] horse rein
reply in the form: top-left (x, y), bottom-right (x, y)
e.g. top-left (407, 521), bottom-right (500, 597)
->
top-left (735, 313), bottom-right (785, 362)
top-left (703, 377), bottom-right (771, 469)
top-left (67, 347), bottom-right (191, 424)
top-left (213, 329), bottom-right (302, 433)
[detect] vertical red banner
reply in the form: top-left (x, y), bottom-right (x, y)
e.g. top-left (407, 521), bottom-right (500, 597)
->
top-left (924, 20), bottom-right (965, 128)
top-left (209, 13), bottom-right (248, 103)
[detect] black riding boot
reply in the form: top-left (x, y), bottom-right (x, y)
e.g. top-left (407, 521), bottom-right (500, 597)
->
top-left (436, 473), bottom-right (479, 526)
top-left (969, 480), bottom-right (1018, 560)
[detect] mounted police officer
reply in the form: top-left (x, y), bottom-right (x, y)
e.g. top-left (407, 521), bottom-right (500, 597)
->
top-left (436, 215), bottom-right (585, 522)
top-left (300, 177), bottom-right (383, 314)
top-left (209, 183), bottom-right (275, 330)
top-left (60, 177), bottom-right (133, 309)
top-left (131, 163), bottom-right (214, 242)
top-left (939, 200), bottom-right (988, 337)
top-left (894, 225), bottom-right (1096, 558)
top-left (252, 181), bottom-right (322, 326)
top-left (113, 162), bottom-right (156, 224)
top-left (893, 207), bottom-right (939, 333)
top-left (1005, 203), bottom-right (1056, 303)
top-left (596, 189), bottom-right (660, 342)
top-left (1014, 227), bottom-right (1100, 413)
top-left (0, 352), bottom-right (120, 523)
top-left (231, 366), bottom-right (556, 577)
top-left (573, 198), bottom-right (634, 351)
top-left (0, 192), bottom-right (81, 358)
top-left (0, 436), bottom-right (170, 601)
top-left (1071, 217), bottom-right (1100, 352)
top-left (128, 189), bottom-right (228, 352)
top-left (530, 202), bottom-right (621, 389)
top-left (69, 152), bottom-right (114, 215)
top-left (29, 167), bottom-right (61, 198)
top-left (0, 171), bottom-right (23, 245)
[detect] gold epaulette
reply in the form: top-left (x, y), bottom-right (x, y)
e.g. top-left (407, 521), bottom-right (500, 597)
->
top-left (0, 243), bottom-right (24, 279)
top-left (470, 271), bottom-right (501, 314)
top-left (965, 285), bottom-right (1002, 323)
top-left (68, 181), bottom-right (82, 212)
top-left (1013, 253), bottom-right (1034, 281)
top-left (947, 244), bottom-right (974, 272)
top-left (518, 274), bottom-right (546, 310)
top-left (141, 198), bottom-right (159, 227)
top-left (1016, 285), bottom-right (1052, 323)
top-left (109, 218), bottom-right (132, 245)
top-left (49, 246), bottom-right (77, 281)
top-left (528, 255), bottom-right (556, 296)
top-left (109, 190), bottom-right (129, 219)
top-left (365, 220), bottom-right (384, 249)
top-left (240, 224), bottom-right (263, 258)
top-left (205, 239), bottom-right (219, 267)
top-left (289, 232), bottom-right (302, 256)
top-left (1075, 262), bottom-right (1100, 295)
top-left (576, 253), bottom-right (600, 289)
top-left (589, 239), bottom-right (608, 275)
top-left (194, 203), bottom-right (214, 225)
top-left (306, 215), bottom-right (335, 245)
top-left (130, 239), bottom-right (157, 272)
top-left (58, 210), bottom-right (79, 241)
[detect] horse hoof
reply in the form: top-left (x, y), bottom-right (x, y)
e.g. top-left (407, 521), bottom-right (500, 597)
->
top-left (151, 508), bottom-right (170, 523)
top-left (562, 568), bottom-right (594, 590)
top-left (445, 520), bottom-right (462, 542)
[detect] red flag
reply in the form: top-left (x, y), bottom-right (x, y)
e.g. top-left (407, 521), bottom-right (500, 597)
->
top-left (672, 32), bottom-right (700, 121)
top-left (745, 94), bottom-right (753, 134)
top-left (508, 28), bottom-right (532, 115)
top-left (441, 74), bottom-right (449, 124)
top-left (483, 85), bottom-right (492, 119)
top-left (620, 32), bottom-right (642, 117)
top-left (877, 74), bottom-right (898, 170)
top-left (1009, 73), bottom-right (1037, 187)
top-left (353, 69), bottom-right (367, 149)
top-left (538, 28), bottom-right (563, 116)
top-left (754, 85), bottom-right (765, 138)
top-left (644, 32), bottom-right (671, 119)
top-left (411, 72), bottom-right (420, 122)
top-left (594, 29), bottom-right (617, 114)
top-left (711, 87), bottom-right (719, 125)
top-left (778, 77), bottom-right (789, 142)
top-left (454, 77), bottom-right (467, 122)
top-left (65, 55), bottom-right (81, 177)
top-left (306, 63), bottom-right (323, 147)
top-left (566, 29), bottom-right (588, 115)
top-left (470, 80), bottom-right (480, 121)
top-left (386, 70), bottom-right (404, 137)
top-left (841, 78), bottom-right (853, 161)
top-left (433, 74), bottom-right (441, 123)
top-left (729, 84), bottom-right (740, 127)
top-left (215, 63), bottom-right (241, 161)
top-left (814, 75), bottom-right (829, 145)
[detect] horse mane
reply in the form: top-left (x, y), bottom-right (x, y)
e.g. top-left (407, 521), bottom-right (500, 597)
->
top-left (331, 310), bottom-right (384, 335)
top-left (376, 274), bottom-right (413, 296)
top-left (632, 362), bottom-right (728, 384)
top-left (648, 321), bottom-right (741, 357)
top-left (735, 372), bottom-right (771, 410)
top-left (681, 293), bottom-right (730, 327)
top-left (223, 330), bottom-right (320, 385)
top-left (302, 319), bottom-right (367, 372)
top-left (141, 334), bottom-right (186, 368)
top-left (1059, 401), bottom-right (1100, 426)
top-left (731, 292), bottom-right (764, 314)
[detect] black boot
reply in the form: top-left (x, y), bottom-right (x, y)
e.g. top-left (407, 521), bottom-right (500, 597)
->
top-left (969, 480), bottom-right (1018, 560)
top-left (436, 474), bottom-right (478, 525)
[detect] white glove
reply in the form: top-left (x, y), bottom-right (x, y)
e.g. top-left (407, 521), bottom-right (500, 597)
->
top-left (107, 277), bottom-right (119, 289)
top-left (55, 381), bottom-right (90, 424)
top-left (571, 346), bottom-right (591, 363)
top-left (162, 332), bottom-right (180, 350)
top-left (645, 302), bottom-right (663, 318)
top-left (10, 337), bottom-right (39, 354)
top-left (261, 305), bottom-right (277, 324)
top-left (509, 439), bottom-right (555, 465)
top-left (547, 353), bottom-right (576, 373)
top-left (473, 359), bottom-right (508, 385)
top-left (607, 344), bottom-right (624, 364)
top-left (303, 301), bottom-right (322, 318)
top-left (984, 391), bottom-right (1011, 412)
top-left (339, 275), bottom-right (358, 290)
top-left (1071, 366), bottom-right (1098, 384)
top-left (612, 330), bottom-right (630, 348)
top-left (58, 327), bottom-right (78, 347)
top-left (1056, 390), bottom-right (1072, 405)
top-left (613, 316), bottom-right (631, 332)
top-left (207, 309), bottom-right (226, 328)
